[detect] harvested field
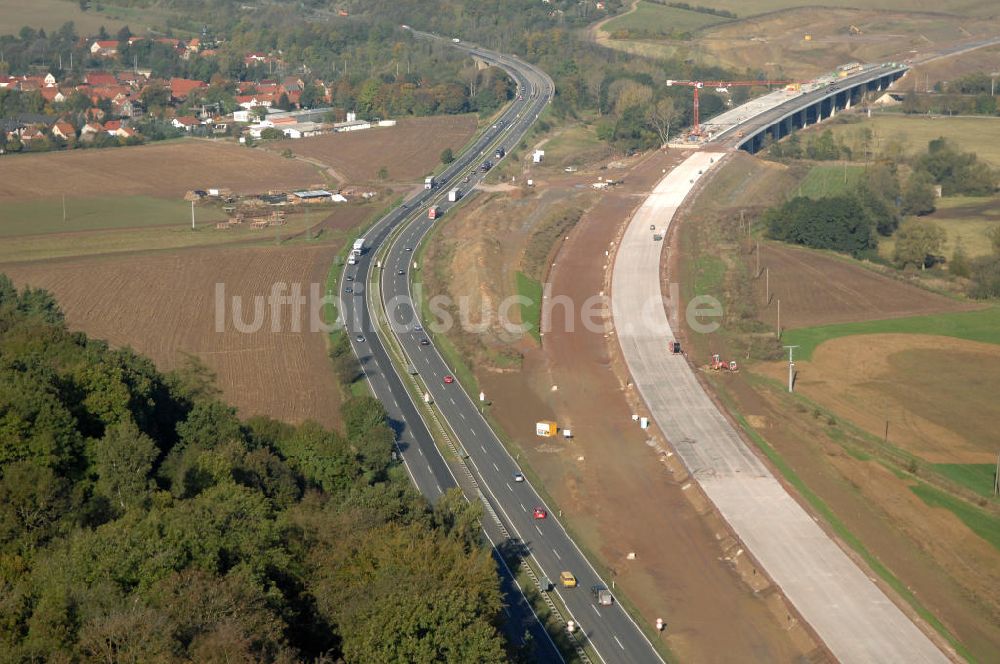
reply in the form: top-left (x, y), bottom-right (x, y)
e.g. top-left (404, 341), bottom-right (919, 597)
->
top-left (274, 115), bottom-right (479, 183)
top-left (0, 139), bottom-right (321, 202)
top-left (761, 334), bottom-right (1000, 463)
top-left (752, 241), bottom-right (976, 330)
top-left (0, 0), bottom-right (129, 34)
top-left (3, 244), bottom-right (342, 428)
top-left (827, 115), bottom-right (1000, 168)
top-left (879, 196), bottom-right (1000, 261)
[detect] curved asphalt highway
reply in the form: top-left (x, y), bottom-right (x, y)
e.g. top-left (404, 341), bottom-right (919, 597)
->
top-left (340, 31), bottom-right (665, 664)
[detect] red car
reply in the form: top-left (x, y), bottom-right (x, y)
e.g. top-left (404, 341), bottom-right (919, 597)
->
top-left (533, 508), bottom-right (547, 520)
top-left (443, 375), bottom-right (455, 384)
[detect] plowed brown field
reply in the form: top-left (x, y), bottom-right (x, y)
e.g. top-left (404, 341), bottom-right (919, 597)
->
top-left (753, 241), bottom-right (977, 330)
top-left (3, 244), bottom-right (341, 427)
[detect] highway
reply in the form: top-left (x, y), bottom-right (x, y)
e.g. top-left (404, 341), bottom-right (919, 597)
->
top-left (337, 33), bottom-right (562, 663)
top-left (340, 31), bottom-right (663, 664)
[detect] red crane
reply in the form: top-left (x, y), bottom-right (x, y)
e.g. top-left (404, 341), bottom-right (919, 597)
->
top-left (666, 79), bottom-right (800, 135)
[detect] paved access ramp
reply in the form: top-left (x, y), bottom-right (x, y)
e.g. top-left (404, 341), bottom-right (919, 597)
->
top-left (610, 151), bottom-right (949, 664)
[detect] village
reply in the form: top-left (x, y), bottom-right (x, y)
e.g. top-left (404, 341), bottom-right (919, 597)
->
top-left (0, 33), bottom-right (397, 152)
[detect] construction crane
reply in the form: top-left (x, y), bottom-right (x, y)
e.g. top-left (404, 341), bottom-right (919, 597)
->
top-left (666, 79), bottom-right (800, 135)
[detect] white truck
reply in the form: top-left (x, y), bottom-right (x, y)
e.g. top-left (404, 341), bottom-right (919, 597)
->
top-left (448, 188), bottom-right (460, 202)
top-left (348, 238), bottom-right (365, 265)
top-left (424, 176), bottom-right (436, 190)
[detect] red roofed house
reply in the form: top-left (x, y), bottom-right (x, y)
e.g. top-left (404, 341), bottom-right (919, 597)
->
top-left (171, 115), bottom-right (201, 131)
top-left (40, 88), bottom-right (66, 104)
top-left (52, 121), bottom-right (76, 140)
top-left (85, 72), bottom-right (118, 87)
top-left (90, 40), bottom-right (119, 57)
top-left (81, 121), bottom-right (104, 137)
top-left (103, 120), bottom-right (123, 134)
top-left (116, 126), bottom-right (139, 139)
top-left (170, 77), bottom-right (207, 101)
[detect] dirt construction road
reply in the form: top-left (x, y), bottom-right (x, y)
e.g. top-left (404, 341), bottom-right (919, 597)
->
top-left (611, 151), bottom-right (949, 663)
top-left (483, 149), bottom-right (818, 661)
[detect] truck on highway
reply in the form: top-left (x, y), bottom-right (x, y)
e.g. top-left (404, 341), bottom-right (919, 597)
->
top-left (480, 160), bottom-right (493, 172)
top-left (348, 238), bottom-right (365, 264)
top-left (428, 206), bottom-right (441, 220)
top-left (424, 175), bottom-right (436, 190)
top-left (494, 146), bottom-right (505, 159)
top-left (448, 188), bottom-right (461, 202)
top-left (592, 585), bottom-right (614, 606)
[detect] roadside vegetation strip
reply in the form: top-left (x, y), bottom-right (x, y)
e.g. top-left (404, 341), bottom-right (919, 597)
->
top-left (516, 271), bottom-right (543, 342)
top-left (782, 306), bottom-right (1000, 360)
top-left (725, 407), bottom-right (972, 661)
top-left (931, 464), bottom-right (999, 500)
top-left (910, 484), bottom-right (1000, 552)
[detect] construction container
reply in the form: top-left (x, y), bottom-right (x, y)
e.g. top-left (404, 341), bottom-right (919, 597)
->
top-left (536, 421), bottom-right (558, 437)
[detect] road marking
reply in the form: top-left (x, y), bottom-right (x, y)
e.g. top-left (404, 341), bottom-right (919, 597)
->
top-left (553, 548), bottom-right (561, 560)
top-left (418, 448), bottom-right (424, 456)
top-left (520, 503), bottom-right (526, 512)
top-left (481, 445), bottom-right (487, 453)
top-left (436, 483), bottom-right (442, 494)
top-left (535, 525), bottom-right (543, 536)
top-left (492, 463), bottom-right (499, 472)
top-left (449, 397), bottom-right (456, 405)
top-left (460, 412), bottom-right (466, 421)
top-left (614, 636), bottom-right (624, 650)
top-left (471, 429), bottom-right (479, 437)
top-left (591, 605), bottom-right (600, 617)
top-left (506, 483), bottom-right (513, 491)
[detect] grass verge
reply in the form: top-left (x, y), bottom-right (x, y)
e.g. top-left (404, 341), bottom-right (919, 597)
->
top-left (516, 271), bottom-right (543, 342)
top-left (910, 483), bottom-right (1000, 552)
top-left (931, 464), bottom-right (998, 499)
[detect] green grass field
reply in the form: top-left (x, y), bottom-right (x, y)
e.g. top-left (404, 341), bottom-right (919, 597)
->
top-left (910, 483), bottom-right (1000, 551)
top-left (798, 163), bottom-right (865, 198)
top-left (0, 196), bottom-right (226, 237)
top-left (876, 195), bottom-right (1000, 261)
top-left (603, 1), bottom-right (730, 36)
top-left (516, 271), bottom-right (543, 342)
top-left (538, 123), bottom-right (607, 169)
top-left (782, 306), bottom-right (1000, 360)
top-left (830, 115), bottom-right (1000, 168)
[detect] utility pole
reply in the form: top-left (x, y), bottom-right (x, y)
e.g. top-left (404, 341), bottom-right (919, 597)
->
top-left (62, 194), bottom-right (67, 223)
top-left (765, 267), bottom-right (770, 304)
top-left (755, 239), bottom-right (760, 276)
top-left (776, 298), bottom-right (781, 338)
top-left (994, 451), bottom-right (999, 496)
top-left (190, 200), bottom-right (195, 230)
top-left (783, 345), bottom-right (799, 393)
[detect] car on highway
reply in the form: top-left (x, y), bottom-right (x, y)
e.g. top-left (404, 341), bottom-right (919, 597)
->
top-left (413, 323), bottom-right (423, 331)
top-left (533, 508), bottom-right (547, 520)
top-left (346, 275), bottom-right (354, 282)
top-left (397, 269), bottom-right (405, 275)
top-left (344, 287), bottom-right (353, 293)
top-left (443, 375), bottom-right (455, 384)
top-left (355, 334), bottom-right (365, 343)
top-left (513, 472), bottom-right (524, 482)
top-left (559, 571), bottom-right (577, 588)
top-left (405, 246), bottom-right (413, 251)
top-left (420, 338), bottom-right (431, 346)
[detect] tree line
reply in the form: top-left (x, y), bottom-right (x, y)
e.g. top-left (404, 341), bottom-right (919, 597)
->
top-left (764, 137), bottom-right (997, 277)
top-left (0, 275), bottom-right (514, 662)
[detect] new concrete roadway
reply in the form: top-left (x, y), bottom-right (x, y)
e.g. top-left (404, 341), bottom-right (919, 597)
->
top-left (610, 150), bottom-right (949, 663)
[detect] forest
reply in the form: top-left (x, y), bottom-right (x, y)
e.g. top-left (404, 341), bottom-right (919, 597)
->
top-left (0, 275), bottom-right (513, 663)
